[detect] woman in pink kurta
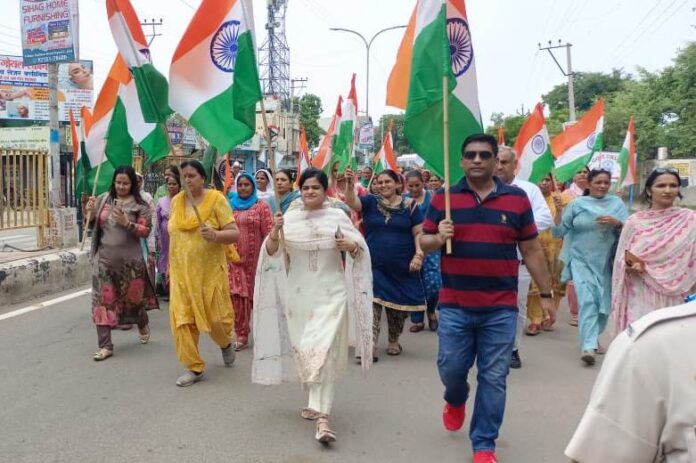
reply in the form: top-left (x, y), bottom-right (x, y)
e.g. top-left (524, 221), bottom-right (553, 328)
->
top-left (227, 173), bottom-right (273, 350)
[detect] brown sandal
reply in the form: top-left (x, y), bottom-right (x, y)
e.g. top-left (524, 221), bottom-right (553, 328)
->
top-left (409, 324), bottom-right (425, 333)
top-left (138, 326), bottom-right (151, 344)
top-left (315, 417), bottom-right (336, 443)
top-left (301, 408), bottom-right (324, 420)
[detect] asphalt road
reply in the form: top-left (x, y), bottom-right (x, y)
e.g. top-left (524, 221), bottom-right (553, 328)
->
top-left (0, 291), bottom-right (600, 463)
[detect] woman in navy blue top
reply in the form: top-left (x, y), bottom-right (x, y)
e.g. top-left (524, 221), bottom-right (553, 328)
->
top-left (344, 167), bottom-right (426, 359)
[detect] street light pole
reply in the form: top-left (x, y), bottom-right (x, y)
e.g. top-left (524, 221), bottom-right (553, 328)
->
top-left (329, 25), bottom-right (406, 119)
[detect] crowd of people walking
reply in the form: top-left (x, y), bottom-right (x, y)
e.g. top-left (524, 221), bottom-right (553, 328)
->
top-left (83, 133), bottom-right (696, 461)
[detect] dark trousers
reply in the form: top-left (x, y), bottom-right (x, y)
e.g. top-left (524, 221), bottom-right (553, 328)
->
top-left (96, 311), bottom-right (149, 350)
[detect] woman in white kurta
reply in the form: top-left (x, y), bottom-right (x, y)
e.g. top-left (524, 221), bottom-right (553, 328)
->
top-left (252, 167), bottom-right (373, 444)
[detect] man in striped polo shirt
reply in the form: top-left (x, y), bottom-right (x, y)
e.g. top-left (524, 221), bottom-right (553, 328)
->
top-left (420, 133), bottom-right (554, 463)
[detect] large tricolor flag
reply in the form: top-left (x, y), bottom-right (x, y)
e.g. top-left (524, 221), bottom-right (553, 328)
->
top-left (107, 0), bottom-right (172, 123)
top-left (333, 74), bottom-right (358, 173)
top-left (617, 117), bottom-right (637, 189)
top-left (387, 0), bottom-right (483, 179)
top-left (169, 0), bottom-right (262, 153)
top-left (296, 126), bottom-right (311, 186)
top-left (373, 122), bottom-right (398, 173)
top-left (514, 103), bottom-right (554, 184)
top-left (551, 98), bottom-right (605, 182)
top-left (311, 95), bottom-right (343, 175)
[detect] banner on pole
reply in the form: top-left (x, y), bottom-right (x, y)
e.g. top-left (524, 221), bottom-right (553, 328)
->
top-left (0, 55), bottom-right (93, 121)
top-left (20, 0), bottom-right (80, 65)
top-left (358, 121), bottom-right (374, 149)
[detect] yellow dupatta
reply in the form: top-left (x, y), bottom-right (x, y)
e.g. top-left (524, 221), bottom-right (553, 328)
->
top-left (169, 190), bottom-right (240, 263)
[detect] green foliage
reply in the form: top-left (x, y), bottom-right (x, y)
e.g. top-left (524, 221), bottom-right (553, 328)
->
top-left (485, 112), bottom-right (527, 147)
top-left (374, 114), bottom-right (414, 155)
top-left (293, 94), bottom-right (323, 148)
top-left (485, 43), bottom-right (696, 160)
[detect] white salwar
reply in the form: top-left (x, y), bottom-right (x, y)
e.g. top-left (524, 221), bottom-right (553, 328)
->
top-left (252, 203), bottom-right (373, 415)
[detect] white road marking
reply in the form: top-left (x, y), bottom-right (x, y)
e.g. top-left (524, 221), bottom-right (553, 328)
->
top-left (0, 288), bottom-right (92, 322)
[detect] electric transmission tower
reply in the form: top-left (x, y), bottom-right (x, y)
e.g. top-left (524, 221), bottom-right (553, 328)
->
top-left (259, 0), bottom-right (291, 105)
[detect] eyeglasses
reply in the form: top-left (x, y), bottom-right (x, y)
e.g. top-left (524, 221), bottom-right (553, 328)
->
top-left (462, 150), bottom-right (494, 160)
top-left (653, 167), bottom-right (679, 175)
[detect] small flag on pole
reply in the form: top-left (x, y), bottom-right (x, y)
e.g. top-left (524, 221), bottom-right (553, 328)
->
top-left (296, 126), bottom-right (311, 186)
top-left (551, 98), bottom-right (605, 183)
top-left (617, 117), bottom-right (636, 190)
top-left (498, 126), bottom-right (505, 146)
top-left (312, 95), bottom-right (343, 175)
top-left (334, 74), bottom-right (358, 173)
top-left (373, 121), bottom-right (398, 173)
top-left (514, 103), bottom-right (554, 184)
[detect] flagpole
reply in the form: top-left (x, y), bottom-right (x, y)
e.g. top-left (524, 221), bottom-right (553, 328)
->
top-left (159, 123), bottom-right (204, 224)
top-left (628, 184), bottom-right (635, 210)
top-left (442, 75), bottom-right (452, 255)
top-left (258, 97), bottom-right (289, 267)
top-left (79, 149), bottom-right (107, 251)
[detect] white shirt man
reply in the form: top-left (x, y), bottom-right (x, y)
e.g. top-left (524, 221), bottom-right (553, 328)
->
top-left (496, 146), bottom-right (553, 369)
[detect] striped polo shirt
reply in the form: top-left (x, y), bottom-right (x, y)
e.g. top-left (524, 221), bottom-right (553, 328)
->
top-left (423, 177), bottom-right (538, 311)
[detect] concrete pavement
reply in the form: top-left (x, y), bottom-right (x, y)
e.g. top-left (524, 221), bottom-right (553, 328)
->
top-left (0, 292), bottom-right (599, 463)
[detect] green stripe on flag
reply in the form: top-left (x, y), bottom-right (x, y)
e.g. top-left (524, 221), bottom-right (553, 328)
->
top-left (189, 31), bottom-right (262, 153)
top-left (106, 98), bottom-right (135, 168)
top-left (131, 63), bottom-right (173, 123)
top-left (528, 148), bottom-right (555, 184)
top-left (140, 125), bottom-right (170, 166)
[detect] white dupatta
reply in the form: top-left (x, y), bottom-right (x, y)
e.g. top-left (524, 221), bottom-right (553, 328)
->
top-left (252, 202), bottom-right (373, 386)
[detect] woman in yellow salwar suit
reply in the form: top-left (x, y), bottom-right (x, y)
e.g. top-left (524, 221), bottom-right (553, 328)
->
top-left (168, 160), bottom-right (240, 387)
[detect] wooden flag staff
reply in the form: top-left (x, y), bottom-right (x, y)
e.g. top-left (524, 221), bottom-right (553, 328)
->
top-left (442, 76), bottom-right (452, 255)
top-left (79, 149), bottom-right (106, 251)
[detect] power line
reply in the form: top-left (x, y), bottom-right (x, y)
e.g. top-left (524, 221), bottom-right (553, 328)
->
top-left (176, 0), bottom-right (196, 10)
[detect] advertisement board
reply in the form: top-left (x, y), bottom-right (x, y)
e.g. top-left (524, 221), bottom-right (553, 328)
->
top-left (588, 151), bottom-right (621, 181)
top-left (20, 0), bottom-right (79, 65)
top-left (0, 55), bottom-right (93, 121)
top-left (0, 126), bottom-right (50, 151)
top-left (358, 122), bottom-right (374, 149)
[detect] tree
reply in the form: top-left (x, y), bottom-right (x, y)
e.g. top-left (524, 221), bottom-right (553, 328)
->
top-left (485, 112), bottom-right (528, 147)
top-left (542, 70), bottom-right (630, 113)
top-left (293, 93), bottom-right (323, 148)
top-left (374, 114), bottom-right (414, 155)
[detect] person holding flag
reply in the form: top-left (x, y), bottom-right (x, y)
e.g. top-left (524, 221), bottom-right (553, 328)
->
top-left (420, 134), bottom-right (554, 463)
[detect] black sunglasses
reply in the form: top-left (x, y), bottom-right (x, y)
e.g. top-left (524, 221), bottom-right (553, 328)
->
top-left (462, 150), bottom-right (495, 160)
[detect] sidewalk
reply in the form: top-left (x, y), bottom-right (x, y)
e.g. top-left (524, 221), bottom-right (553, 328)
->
top-left (0, 241), bottom-right (91, 306)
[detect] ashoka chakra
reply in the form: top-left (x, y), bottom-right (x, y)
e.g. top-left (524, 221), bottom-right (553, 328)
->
top-left (532, 135), bottom-right (546, 154)
top-left (448, 18), bottom-right (474, 77)
top-left (210, 20), bottom-right (241, 73)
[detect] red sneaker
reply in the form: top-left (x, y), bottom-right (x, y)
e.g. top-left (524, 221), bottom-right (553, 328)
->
top-left (473, 450), bottom-right (497, 463)
top-left (442, 403), bottom-right (465, 431)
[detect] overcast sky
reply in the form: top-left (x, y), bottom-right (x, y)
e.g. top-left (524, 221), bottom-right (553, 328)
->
top-left (2, 0), bottom-right (694, 125)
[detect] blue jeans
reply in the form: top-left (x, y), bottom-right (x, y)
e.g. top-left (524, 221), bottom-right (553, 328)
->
top-left (410, 295), bottom-right (438, 324)
top-left (437, 307), bottom-right (517, 452)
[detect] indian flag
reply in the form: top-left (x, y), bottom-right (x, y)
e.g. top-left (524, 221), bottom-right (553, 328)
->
top-left (373, 123), bottom-right (398, 173)
top-left (616, 117), bottom-right (636, 189)
top-left (78, 104), bottom-right (115, 199)
top-left (107, 0), bottom-right (172, 123)
top-left (169, 0), bottom-right (263, 153)
top-left (551, 98), bottom-right (605, 183)
top-left (514, 103), bottom-right (554, 184)
top-left (387, 0), bottom-right (483, 180)
top-left (333, 74), bottom-right (358, 173)
top-left (86, 55), bottom-right (169, 169)
top-left (311, 95), bottom-right (343, 175)
top-left (296, 126), bottom-right (311, 187)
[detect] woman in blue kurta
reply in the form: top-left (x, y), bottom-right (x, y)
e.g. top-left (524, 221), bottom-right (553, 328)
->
top-left (554, 169), bottom-right (628, 366)
top-left (344, 168), bottom-right (425, 358)
top-left (404, 170), bottom-right (441, 332)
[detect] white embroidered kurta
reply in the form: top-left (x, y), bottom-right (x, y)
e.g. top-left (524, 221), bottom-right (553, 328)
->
top-left (252, 204), bottom-right (373, 387)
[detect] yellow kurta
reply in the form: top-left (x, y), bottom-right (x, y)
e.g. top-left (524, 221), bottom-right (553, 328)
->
top-left (168, 190), bottom-right (235, 331)
top-left (528, 193), bottom-right (568, 324)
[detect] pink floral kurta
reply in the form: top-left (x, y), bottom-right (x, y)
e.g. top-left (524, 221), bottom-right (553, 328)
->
top-left (90, 194), bottom-right (159, 327)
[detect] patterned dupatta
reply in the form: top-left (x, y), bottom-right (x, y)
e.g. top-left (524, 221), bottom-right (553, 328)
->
top-left (252, 202), bottom-right (373, 385)
top-left (611, 207), bottom-right (696, 332)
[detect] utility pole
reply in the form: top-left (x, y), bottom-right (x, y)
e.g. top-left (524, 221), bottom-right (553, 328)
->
top-left (141, 19), bottom-right (163, 46)
top-left (289, 77), bottom-right (308, 156)
top-left (539, 40), bottom-right (577, 122)
top-left (48, 63), bottom-right (61, 207)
